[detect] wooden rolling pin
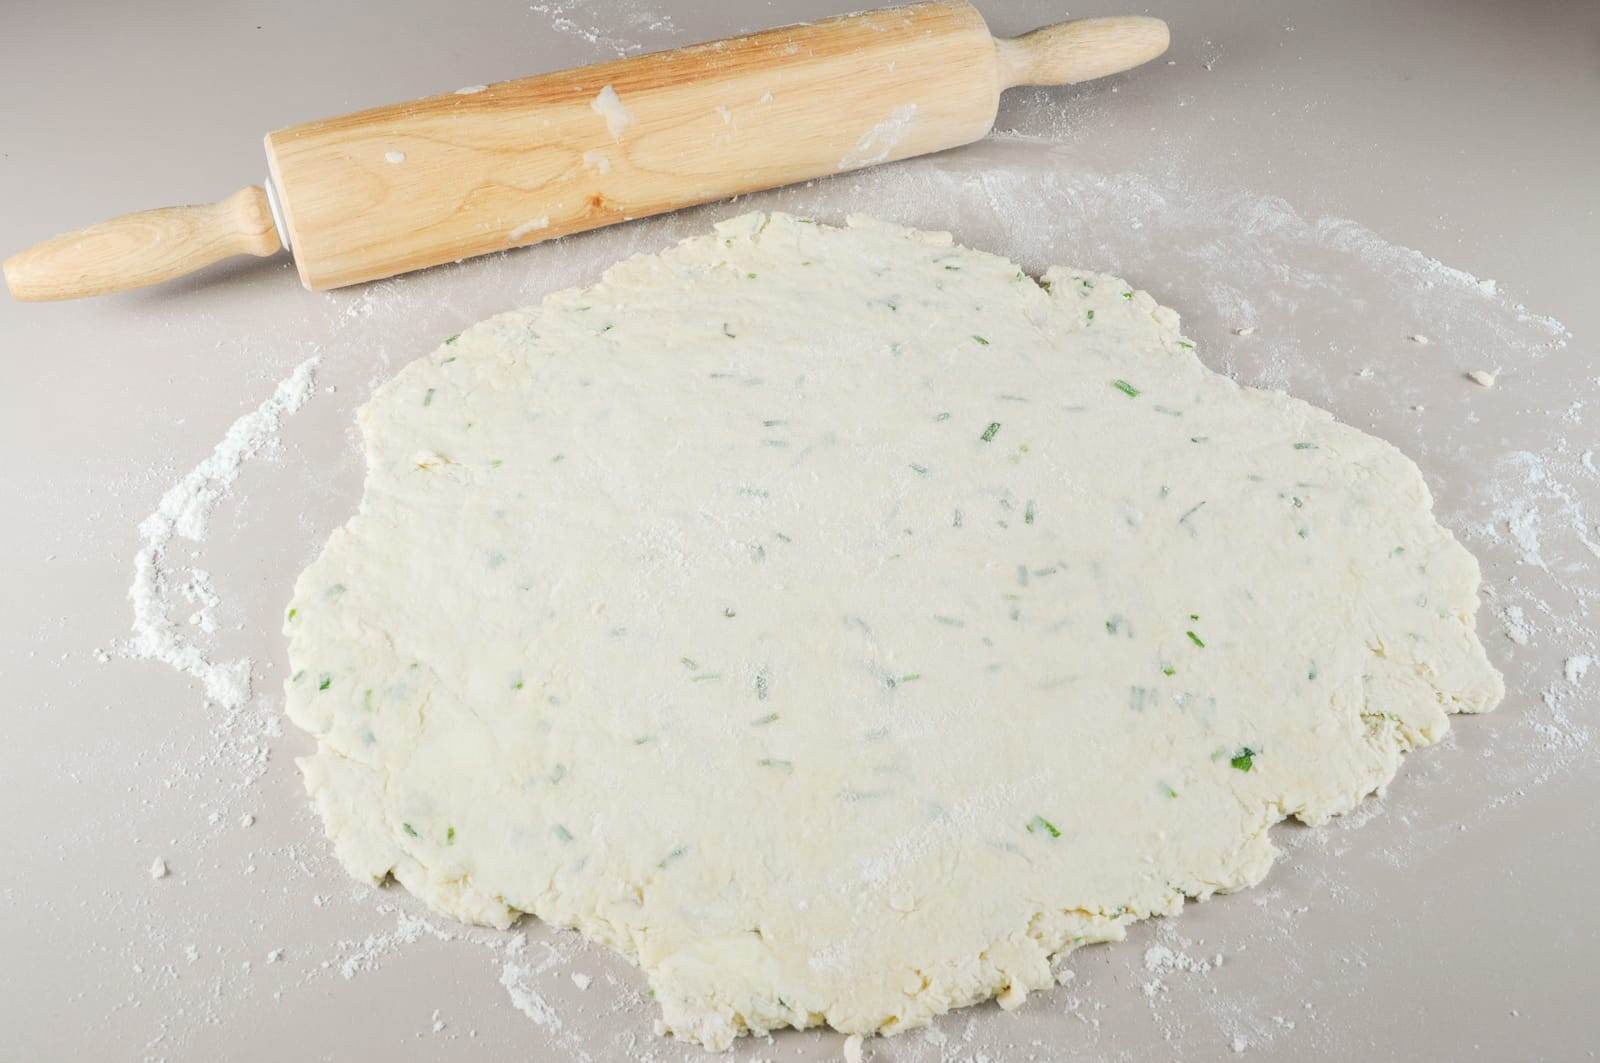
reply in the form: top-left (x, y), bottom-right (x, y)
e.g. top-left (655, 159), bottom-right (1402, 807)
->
top-left (3, 2), bottom-right (1168, 301)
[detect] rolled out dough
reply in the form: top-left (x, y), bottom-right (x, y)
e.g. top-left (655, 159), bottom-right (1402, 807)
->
top-left (284, 212), bottom-right (1502, 1048)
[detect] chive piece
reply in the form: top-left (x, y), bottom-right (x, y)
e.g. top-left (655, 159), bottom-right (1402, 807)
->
top-left (981, 421), bottom-right (1002, 442)
top-left (723, 323), bottom-right (737, 338)
top-left (972, 335), bottom-right (990, 346)
top-left (899, 673), bottom-right (921, 683)
top-left (287, 608), bottom-right (297, 621)
top-left (402, 822), bottom-right (418, 838)
top-left (1163, 785), bottom-right (1179, 798)
top-left (1112, 379), bottom-right (1140, 398)
top-left (318, 674), bottom-right (332, 691)
top-left (910, 463), bottom-right (929, 476)
top-left (1024, 500), bottom-right (1036, 525)
top-left (755, 671), bottom-right (769, 700)
top-left (1086, 309), bottom-right (1095, 322)
top-left (1026, 815), bottom-right (1062, 838)
top-left (1293, 442), bottom-right (1319, 450)
top-left (1189, 613), bottom-right (1200, 620)
top-left (444, 333), bottom-right (459, 345)
top-left (751, 711), bottom-right (779, 726)
top-left (1186, 630), bottom-right (1206, 648)
top-left (446, 826), bottom-right (456, 844)
top-left (680, 657), bottom-right (698, 670)
top-left (423, 388), bottom-right (435, 407)
top-left (552, 824), bottom-right (574, 842)
top-left (747, 272), bottom-right (757, 279)
top-left (1123, 291), bottom-right (1134, 300)
top-left (1162, 664), bottom-right (1176, 677)
top-left (658, 846), bottom-right (687, 868)
top-left (1178, 341), bottom-right (1195, 349)
top-left (1230, 747), bottom-right (1256, 772)
top-left (758, 758), bottom-right (793, 771)
top-left (512, 678), bottom-right (525, 690)
top-left (935, 411), bottom-right (952, 422)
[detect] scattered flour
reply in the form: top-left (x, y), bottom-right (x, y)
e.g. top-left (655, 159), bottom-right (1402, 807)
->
top-left (124, 356), bottom-right (318, 708)
top-left (1567, 656), bottom-right (1593, 684)
top-left (838, 104), bottom-right (918, 169)
top-left (149, 858), bottom-right (169, 880)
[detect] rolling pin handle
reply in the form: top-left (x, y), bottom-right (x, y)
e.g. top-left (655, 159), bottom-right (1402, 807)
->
top-left (3, 185), bottom-right (284, 302)
top-left (995, 15), bottom-right (1171, 89)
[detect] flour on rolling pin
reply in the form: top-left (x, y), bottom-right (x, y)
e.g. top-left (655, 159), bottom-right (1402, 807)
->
top-left (3, 1), bottom-right (1170, 300)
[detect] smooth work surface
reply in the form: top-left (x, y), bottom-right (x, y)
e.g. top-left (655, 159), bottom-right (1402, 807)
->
top-left (1, 1), bottom-right (1596, 1060)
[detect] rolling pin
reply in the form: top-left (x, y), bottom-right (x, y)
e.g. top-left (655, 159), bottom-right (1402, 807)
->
top-left (3, 2), bottom-right (1168, 302)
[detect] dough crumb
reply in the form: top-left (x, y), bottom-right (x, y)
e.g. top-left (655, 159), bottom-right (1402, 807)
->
top-left (842, 1033), bottom-right (865, 1063)
top-left (266, 948), bottom-right (285, 963)
top-left (455, 84), bottom-right (488, 95)
top-left (590, 84), bottom-right (634, 139)
top-left (1566, 655), bottom-right (1593, 684)
top-left (570, 972), bottom-right (592, 990)
top-left (1232, 1034), bottom-right (1250, 1052)
top-left (1467, 369), bottom-right (1497, 388)
top-left (148, 858), bottom-right (168, 880)
top-left (1232, 326), bottom-right (1256, 337)
top-left (1408, 334), bottom-right (1431, 345)
top-left (384, 150), bottom-right (406, 164)
top-left (241, 813), bottom-right (255, 828)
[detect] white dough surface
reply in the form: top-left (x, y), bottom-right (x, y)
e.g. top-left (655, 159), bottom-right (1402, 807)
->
top-left (283, 212), bottom-right (1502, 1049)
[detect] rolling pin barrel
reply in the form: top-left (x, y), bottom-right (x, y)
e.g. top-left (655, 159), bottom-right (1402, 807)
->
top-left (4, 1), bottom-right (1169, 301)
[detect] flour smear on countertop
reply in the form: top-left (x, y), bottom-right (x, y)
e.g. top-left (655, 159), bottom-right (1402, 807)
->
top-left (83, 74), bottom-right (1594, 1063)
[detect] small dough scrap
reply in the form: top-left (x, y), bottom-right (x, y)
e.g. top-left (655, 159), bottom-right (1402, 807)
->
top-left (284, 212), bottom-right (1502, 1049)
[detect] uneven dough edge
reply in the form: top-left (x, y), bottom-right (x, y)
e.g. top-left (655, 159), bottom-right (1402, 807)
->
top-left (283, 210), bottom-right (1503, 1050)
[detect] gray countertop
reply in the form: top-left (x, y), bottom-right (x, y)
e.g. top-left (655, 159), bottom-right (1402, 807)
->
top-left (3, 1), bottom-right (1597, 1060)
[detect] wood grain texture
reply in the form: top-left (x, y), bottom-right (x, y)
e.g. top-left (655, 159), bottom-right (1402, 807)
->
top-left (265, 1), bottom-right (1000, 290)
top-left (994, 16), bottom-right (1171, 88)
top-left (3, 187), bottom-right (280, 301)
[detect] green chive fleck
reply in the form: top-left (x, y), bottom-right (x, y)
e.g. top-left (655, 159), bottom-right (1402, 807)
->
top-left (444, 333), bottom-right (459, 345)
top-left (446, 826), bottom-right (456, 844)
top-left (981, 421), bottom-right (1002, 442)
top-left (1026, 815), bottom-right (1062, 838)
top-left (1178, 341), bottom-right (1195, 349)
top-left (402, 822), bottom-right (418, 838)
top-left (318, 674), bottom-right (332, 691)
top-left (1230, 747), bottom-right (1256, 772)
top-left (972, 335), bottom-right (990, 346)
top-left (1162, 664), bottom-right (1176, 677)
top-left (1123, 291), bottom-right (1134, 300)
top-left (1186, 630), bottom-right (1206, 648)
top-left (1086, 309), bottom-right (1095, 322)
top-left (751, 712), bottom-right (779, 726)
top-left (1112, 379), bottom-right (1140, 398)
top-left (1293, 442), bottom-right (1318, 450)
top-left (287, 608), bottom-right (297, 621)
top-left (422, 388), bottom-right (435, 407)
